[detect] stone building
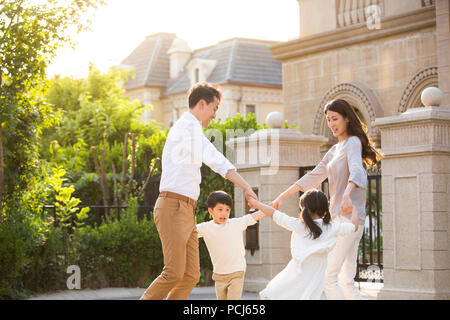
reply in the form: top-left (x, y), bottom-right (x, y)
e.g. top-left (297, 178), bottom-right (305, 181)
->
top-left (271, 0), bottom-right (442, 154)
top-left (229, 0), bottom-right (449, 299)
top-left (120, 33), bottom-right (283, 127)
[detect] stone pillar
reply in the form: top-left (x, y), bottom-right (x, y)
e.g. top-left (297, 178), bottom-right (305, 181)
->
top-left (226, 112), bottom-right (327, 292)
top-left (374, 87), bottom-right (450, 299)
top-left (436, 0), bottom-right (450, 106)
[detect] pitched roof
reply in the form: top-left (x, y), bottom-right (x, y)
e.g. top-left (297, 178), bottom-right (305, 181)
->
top-left (120, 33), bottom-right (176, 89)
top-left (121, 35), bottom-right (282, 93)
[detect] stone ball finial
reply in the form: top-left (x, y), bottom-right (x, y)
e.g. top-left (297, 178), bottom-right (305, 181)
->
top-left (421, 87), bottom-right (443, 107)
top-left (266, 111), bottom-right (284, 129)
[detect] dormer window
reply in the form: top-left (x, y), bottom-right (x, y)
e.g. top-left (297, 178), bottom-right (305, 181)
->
top-left (167, 37), bottom-right (192, 80)
top-left (186, 58), bottom-right (217, 86)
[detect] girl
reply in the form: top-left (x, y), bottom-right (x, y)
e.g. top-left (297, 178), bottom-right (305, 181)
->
top-left (270, 99), bottom-right (383, 299)
top-left (248, 189), bottom-right (359, 300)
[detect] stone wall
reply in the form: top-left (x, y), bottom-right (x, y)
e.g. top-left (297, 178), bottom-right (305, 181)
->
top-left (436, 0), bottom-right (450, 106)
top-left (375, 101), bottom-right (450, 299)
top-left (281, 27), bottom-right (436, 134)
top-left (272, 7), bottom-right (437, 142)
top-left (297, 0), bottom-right (431, 38)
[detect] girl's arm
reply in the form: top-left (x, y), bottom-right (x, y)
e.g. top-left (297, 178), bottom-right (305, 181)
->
top-left (248, 198), bottom-right (276, 218)
top-left (249, 198), bottom-right (302, 233)
top-left (251, 210), bottom-right (265, 221)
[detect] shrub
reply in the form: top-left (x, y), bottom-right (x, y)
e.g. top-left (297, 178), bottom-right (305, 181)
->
top-left (0, 196), bottom-right (68, 298)
top-left (70, 197), bottom-right (163, 288)
top-left (0, 201), bottom-right (35, 299)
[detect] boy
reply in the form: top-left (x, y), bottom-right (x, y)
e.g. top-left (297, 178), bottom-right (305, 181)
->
top-left (196, 190), bottom-right (264, 300)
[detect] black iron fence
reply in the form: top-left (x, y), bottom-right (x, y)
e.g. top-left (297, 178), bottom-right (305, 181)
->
top-left (355, 172), bottom-right (383, 283)
top-left (299, 166), bottom-right (383, 283)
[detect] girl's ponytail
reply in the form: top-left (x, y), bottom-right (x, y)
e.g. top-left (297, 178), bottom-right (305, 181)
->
top-left (300, 189), bottom-right (331, 239)
top-left (323, 210), bottom-right (331, 224)
top-left (302, 207), bottom-right (323, 239)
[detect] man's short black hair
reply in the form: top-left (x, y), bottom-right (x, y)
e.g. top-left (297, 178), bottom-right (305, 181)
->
top-left (207, 190), bottom-right (232, 209)
top-left (188, 82), bottom-right (222, 109)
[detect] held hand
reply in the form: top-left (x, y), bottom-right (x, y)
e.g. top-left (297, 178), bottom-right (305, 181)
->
top-left (269, 197), bottom-right (282, 210)
top-left (247, 197), bottom-right (259, 209)
top-left (244, 187), bottom-right (258, 202)
top-left (341, 195), bottom-right (353, 214)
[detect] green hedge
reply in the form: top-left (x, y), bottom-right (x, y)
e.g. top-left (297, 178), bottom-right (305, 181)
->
top-left (0, 196), bottom-right (68, 299)
top-left (0, 197), bottom-right (164, 298)
top-left (70, 197), bottom-right (163, 288)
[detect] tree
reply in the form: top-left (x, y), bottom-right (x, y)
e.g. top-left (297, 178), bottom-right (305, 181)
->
top-left (0, 0), bottom-right (104, 213)
top-left (42, 65), bottom-right (165, 208)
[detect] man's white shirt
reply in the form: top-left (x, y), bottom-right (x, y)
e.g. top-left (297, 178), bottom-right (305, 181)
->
top-left (159, 111), bottom-right (236, 200)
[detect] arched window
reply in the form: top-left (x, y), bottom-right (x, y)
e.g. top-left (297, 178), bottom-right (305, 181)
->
top-left (313, 82), bottom-right (383, 155)
top-left (398, 66), bottom-right (438, 113)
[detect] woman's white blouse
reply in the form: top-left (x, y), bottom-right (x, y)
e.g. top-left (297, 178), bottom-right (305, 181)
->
top-left (296, 136), bottom-right (367, 225)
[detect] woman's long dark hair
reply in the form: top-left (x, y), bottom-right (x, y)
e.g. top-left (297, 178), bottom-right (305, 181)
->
top-left (300, 189), bottom-right (331, 240)
top-left (324, 99), bottom-right (383, 166)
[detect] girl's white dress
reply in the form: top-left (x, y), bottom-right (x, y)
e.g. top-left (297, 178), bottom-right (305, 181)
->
top-left (259, 210), bottom-right (356, 300)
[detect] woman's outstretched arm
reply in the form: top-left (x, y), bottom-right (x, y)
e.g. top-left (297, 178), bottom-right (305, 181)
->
top-left (269, 183), bottom-right (303, 210)
top-left (271, 150), bottom-right (331, 210)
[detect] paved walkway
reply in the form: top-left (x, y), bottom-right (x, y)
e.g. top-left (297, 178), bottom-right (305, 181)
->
top-left (27, 283), bottom-right (382, 300)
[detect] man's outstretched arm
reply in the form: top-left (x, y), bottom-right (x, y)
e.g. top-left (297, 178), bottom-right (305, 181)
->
top-left (225, 169), bottom-right (258, 202)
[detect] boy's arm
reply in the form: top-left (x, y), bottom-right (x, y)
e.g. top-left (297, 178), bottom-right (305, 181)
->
top-left (196, 223), bottom-right (205, 238)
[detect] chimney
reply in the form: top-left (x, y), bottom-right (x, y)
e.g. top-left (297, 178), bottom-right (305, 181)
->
top-left (168, 38), bottom-right (192, 79)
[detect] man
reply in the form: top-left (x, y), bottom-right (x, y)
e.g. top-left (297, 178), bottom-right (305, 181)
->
top-left (140, 82), bottom-right (258, 300)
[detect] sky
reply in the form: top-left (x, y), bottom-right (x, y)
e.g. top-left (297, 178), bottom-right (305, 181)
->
top-left (46, 0), bottom-right (300, 79)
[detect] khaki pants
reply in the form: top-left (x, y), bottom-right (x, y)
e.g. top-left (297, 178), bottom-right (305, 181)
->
top-left (140, 196), bottom-right (200, 300)
top-left (212, 270), bottom-right (245, 300)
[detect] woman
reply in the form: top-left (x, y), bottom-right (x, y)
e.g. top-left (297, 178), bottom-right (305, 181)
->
top-left (270, 99), bottom-right (383, 300)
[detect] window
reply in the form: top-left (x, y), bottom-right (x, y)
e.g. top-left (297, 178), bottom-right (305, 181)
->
top-left (245, 104), bottom-right (256, 116)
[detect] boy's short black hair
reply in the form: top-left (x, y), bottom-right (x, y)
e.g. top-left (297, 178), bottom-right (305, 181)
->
top-left (188, 82), bottom-right (222, 109)
top-left (207, 190), bottom-right (232, 209)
